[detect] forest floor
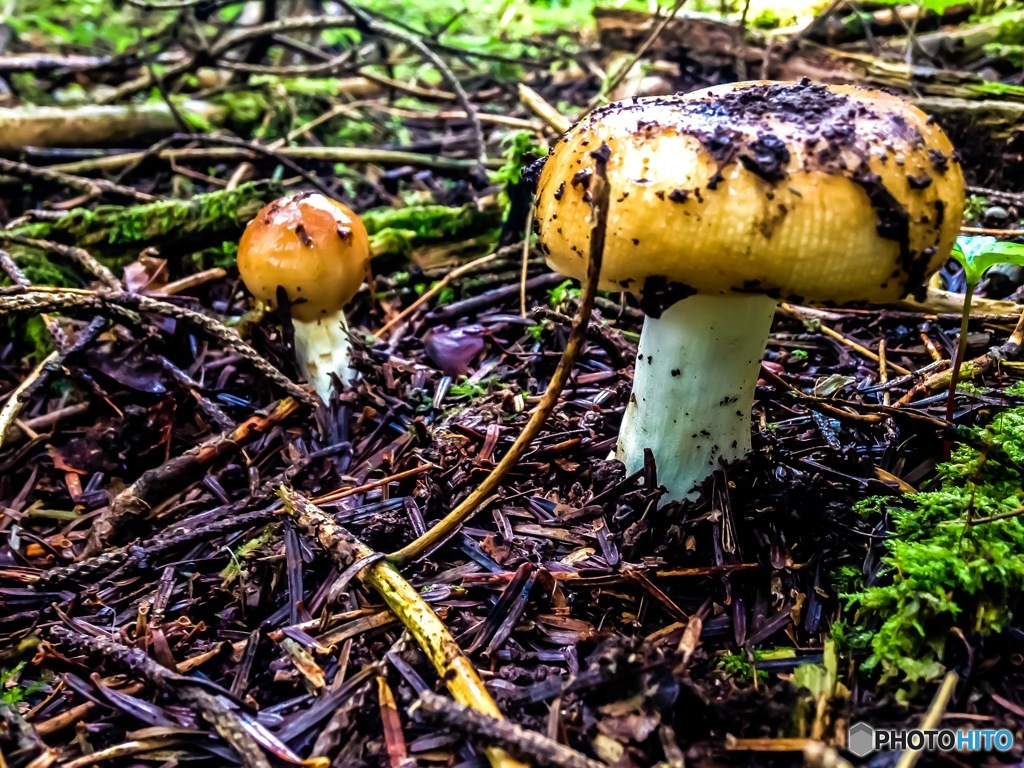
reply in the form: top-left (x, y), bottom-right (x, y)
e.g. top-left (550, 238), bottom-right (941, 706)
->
top-left (1, 1), bottom-right (1024, 767)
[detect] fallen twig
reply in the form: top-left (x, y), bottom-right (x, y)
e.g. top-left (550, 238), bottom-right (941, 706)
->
top-left (898, 304), bottom-right (1024, 403)
top-left (0, 236), bottom-right (120, 290)
top-left (376, 252), bottom-right (499, 338)
top-left (387, 143), bottom-right (611, 566)
top-left (411, 688), bottom-right (607, 768)
top-left (894, 672), bottom-right (958, 768)
top-left (519, 84), bottom-right (572, 133)
top-left (0, 102), bottom-right (226, 151)
top-left (48, 626), bottom-right (272, 768)
top-left (85, 397), bottom-right (299, 554)
top-left (0, 316), bottom-right (106, 450)
top-left (278, 488), bottom-right (526, 768)
top-left (0, 157), bottom-right (157, 203)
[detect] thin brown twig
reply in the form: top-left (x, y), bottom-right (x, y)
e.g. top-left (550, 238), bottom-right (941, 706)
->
top-left (0, 286), bottom-right (315, 404)
top-left (312, 464), bottom-right (435, 504)
top-left (518, 84), bottom-right (572, 133)
top-left (0, 316), bottom-right (106, 450)
top-left (47, 626), bottom-right (271, 768)
top-left (878, 339), bottom-right (891, 407)
top-left (21, 144), bottom-right (497, 178)
top-left (411, 689), bottom-right (607, 768)
top-left (0, 157), bottom-right (157, 203)
top-left (781, 303), bottom-right (912, 375)
top-left (894, 672), bottom-right (957, 768)
top-left (520, 212), bottom-right (534, 318)
top-left (372, 104), bottom-right (541, 130)
top-left (387, 143), bottom-right (611, 566)
top-left (376, 253), bottom-right (499, 338)
top-left (960, 226), bottom-right (1024, 236)
top-left (898, 303), bottom-right (1024, 403)
top-left (166, 133), bottom-right (335, 198)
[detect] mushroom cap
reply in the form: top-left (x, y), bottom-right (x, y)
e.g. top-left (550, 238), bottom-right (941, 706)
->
top-left (238, 192), bottom-right (370, 323)
top-left (534, 80), bottom-right (964, 314)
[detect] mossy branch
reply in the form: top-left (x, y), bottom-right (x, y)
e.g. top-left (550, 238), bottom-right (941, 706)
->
top-left (2, 190), bottom-right (501, 275)
top-left (2, 182), bottom-right (281, 257)
top-left (278, 488), bottom-right (526, 768)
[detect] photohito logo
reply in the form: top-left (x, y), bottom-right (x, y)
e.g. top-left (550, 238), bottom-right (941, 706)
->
top-left (848, 723), bottom-right (1014, 757)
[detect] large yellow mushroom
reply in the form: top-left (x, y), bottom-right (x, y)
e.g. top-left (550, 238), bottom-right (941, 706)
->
top-left (238, 192), bottom-right (370, 402)
top-left (535, 79), bottom-right (964, 501)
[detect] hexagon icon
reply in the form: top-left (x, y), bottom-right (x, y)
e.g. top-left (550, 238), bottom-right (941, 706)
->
top-left (848, 722), bottom-right (875, 758)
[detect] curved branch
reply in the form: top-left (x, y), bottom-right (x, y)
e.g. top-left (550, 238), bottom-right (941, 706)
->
top-left (335, 0), bottom-right (486, 165)
top-left (0, 287), bottom-right (315, 405)
top-left (387, 146), bottom-right (611, 566)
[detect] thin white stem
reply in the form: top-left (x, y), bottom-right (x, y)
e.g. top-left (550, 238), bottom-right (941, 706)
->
top-left (292, 311), bottom-right (355, 402)
top-left (616, 294), bottom-right (777, 502)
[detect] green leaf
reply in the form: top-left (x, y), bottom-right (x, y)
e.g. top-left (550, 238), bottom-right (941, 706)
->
top-left (950, 235), bottom-right (1024, 286)
top-left (868, 0), bottom-right (975, 12)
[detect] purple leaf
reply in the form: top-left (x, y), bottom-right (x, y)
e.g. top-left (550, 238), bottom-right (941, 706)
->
top-left (424, 324), bottom-right (485, 377)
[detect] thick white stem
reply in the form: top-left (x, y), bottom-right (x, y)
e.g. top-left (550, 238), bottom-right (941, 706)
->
top-left (292, 311), bottom-right (355, 402)
top-left (616, 294), bottom-right (777, 502)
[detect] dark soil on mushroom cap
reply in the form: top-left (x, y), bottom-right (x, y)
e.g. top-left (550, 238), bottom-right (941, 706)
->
top-left (582, 79), bottom-right (950, 300)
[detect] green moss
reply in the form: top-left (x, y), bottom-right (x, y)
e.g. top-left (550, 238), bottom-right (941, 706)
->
top-left (182, 241), bottom-right (240, 273)
top-left (5, 182), bottom-right (280, 263)
top-left (828, 563), bottom-right (863, 595)
top-left (983, 42), bottom-right (1024, 67)
top-left (0, 662), bottom-right (47, 706)
top-left (548, 279), bottom-right (581, 308)
top-left (449, 375), bottom-right (501, 399)
top-left (435, 284), bottom-right (456, 306)
top-left (492, 130), bottom-right (546, 223)
top-left (751, 8), bottom-right (782, 28)
top-left (211, 91), bottom-right (270, 127)
top-left (220, 524), bottom-right (278, 584)
top-left (963, 195), bottom-right (990, 223)
top-left (963, 79), bottom-right (1024, 99)
top-left (363, 203), bottom-right (500, 240)
top-left (1006, 381), bottom-right (1024, 397)
top-left (844, 407), bottom-right (1024, 698)
top-left (718, 651), bottom-right (768, 684)
top-left (369, 228), bottom-right (417, 258)
top-left (491, 130), bottom-right (545, 190)
top-left (988, 7), bottom-right (1024, 45)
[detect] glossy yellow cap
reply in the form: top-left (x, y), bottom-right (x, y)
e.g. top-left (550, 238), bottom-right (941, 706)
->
top-left (535, 80), bottom-right (964, 315)
top-left (238, 193), bottom-right (370, 323)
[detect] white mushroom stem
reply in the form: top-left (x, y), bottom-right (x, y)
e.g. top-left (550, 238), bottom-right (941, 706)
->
top-left (292, 311), bottom-right (356, 402)
top-left (616, 293), bottom-right (778, 502)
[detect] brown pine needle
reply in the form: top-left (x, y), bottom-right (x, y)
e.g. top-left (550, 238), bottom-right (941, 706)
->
top-left (376, 253), bottom-right (498, 338)
top-left (387, 145), bottom-right (612, 566)
top-left (278, 489), bottom-right (526, 768)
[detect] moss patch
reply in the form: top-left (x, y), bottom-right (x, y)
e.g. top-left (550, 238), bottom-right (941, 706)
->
top-left (843, 407), bottom-right (1024, 699)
